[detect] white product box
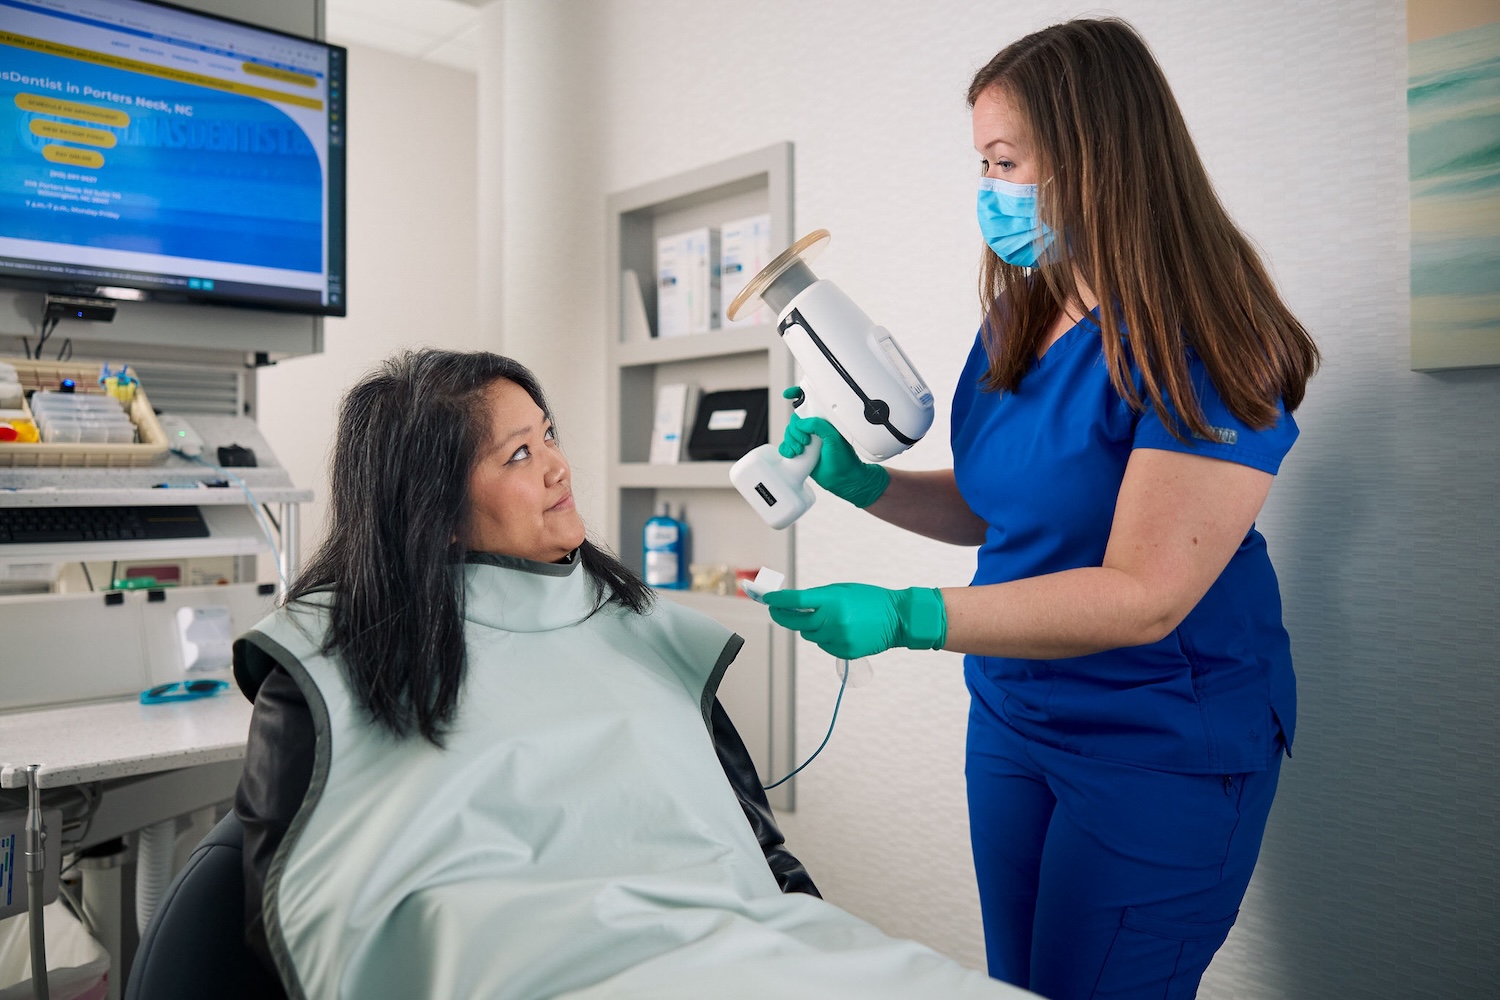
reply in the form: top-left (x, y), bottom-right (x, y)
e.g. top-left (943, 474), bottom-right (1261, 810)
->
top-left (649, 382), bottom-right (695, 464)
top-left (656, 227), bottom-right (719, 337)
top-left (719, 213), bottom-right (773, 328)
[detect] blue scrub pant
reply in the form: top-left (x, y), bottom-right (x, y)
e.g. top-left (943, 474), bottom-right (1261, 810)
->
top-left (966, 693), bottom-right (1282, 1000)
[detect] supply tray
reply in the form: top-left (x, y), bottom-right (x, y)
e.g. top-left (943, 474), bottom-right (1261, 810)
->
top-left (0, 357), bottom-right (168, 467)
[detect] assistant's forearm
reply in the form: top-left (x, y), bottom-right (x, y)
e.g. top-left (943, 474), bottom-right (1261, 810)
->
top-left (941, 566), bottom-right (1176, 659)
top-left (864, 468), bottom-right (987, 545)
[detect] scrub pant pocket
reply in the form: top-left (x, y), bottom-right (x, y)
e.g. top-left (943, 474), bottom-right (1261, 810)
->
top-left (1093, 905), bottom-right (1239, 1000)
top-left (967, 699), bottom-right (1285, 1000)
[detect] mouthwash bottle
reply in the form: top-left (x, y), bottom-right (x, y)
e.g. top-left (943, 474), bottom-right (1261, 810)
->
top-left (643, 502), bottom-right (688, 589)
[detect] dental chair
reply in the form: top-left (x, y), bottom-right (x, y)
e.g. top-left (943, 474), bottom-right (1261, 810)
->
top-left (124, 810), bottom-right (287, 1000)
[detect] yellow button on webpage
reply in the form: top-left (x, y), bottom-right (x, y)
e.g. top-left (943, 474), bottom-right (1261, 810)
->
top-left (42, 144), bottom-right (106, 168)
top-left (14, 92), bottom-right (131, 127)
top-left (30, 119), bottom-right (117, 148)
top-left (242, 61), bottom-right (318, 88)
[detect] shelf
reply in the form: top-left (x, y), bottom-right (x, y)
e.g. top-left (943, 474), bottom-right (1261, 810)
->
top-left (615, 326), bottom-right (776, 367)
top-left (615, 461), bottom-right (736, 489)
top-left (605, 142), bottom-right (797, 809)
top-left (0, 414), bottom-right (309, 505)
top-left (0, 484), bottom-right (312, 507)
top-left (0, 534), bottom-right (266, 566)
top-left (0, 504), bottom-right (273, 567)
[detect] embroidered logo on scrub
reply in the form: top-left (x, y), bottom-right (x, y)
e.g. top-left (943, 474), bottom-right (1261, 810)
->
top-left (1194, 426), bottom-right (1239, 445)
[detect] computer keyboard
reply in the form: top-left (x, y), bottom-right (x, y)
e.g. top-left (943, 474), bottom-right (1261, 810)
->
top-left (0, 505), bottom-right (210, 544)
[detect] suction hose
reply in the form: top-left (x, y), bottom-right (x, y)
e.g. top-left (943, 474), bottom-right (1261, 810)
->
top-left (135, 820), bottom-right (176, 935)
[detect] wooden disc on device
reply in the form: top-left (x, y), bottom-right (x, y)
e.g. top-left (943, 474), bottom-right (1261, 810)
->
top-left (725, 228), bottom-right (831, 323)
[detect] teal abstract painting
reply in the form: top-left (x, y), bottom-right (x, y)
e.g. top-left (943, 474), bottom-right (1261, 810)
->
top-left (1409, 18), bottom-right (1500, 370)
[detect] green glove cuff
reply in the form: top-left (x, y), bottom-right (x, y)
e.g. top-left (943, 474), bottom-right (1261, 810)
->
top-left (846, 463), bottom-right (891, 509)
top-left (899, 587), bottom-right (948, 650)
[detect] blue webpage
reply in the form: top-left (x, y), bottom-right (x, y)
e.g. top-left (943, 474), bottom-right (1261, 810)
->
top-left (1, 45), bottom-right (323, 273)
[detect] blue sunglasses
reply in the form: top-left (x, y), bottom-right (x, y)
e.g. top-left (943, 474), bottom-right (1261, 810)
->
top-left (140, 679), bottom-right (229, 704)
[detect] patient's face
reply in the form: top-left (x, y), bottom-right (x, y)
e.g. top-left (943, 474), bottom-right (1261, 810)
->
top-left (465, 378), bottom-right (586, 562)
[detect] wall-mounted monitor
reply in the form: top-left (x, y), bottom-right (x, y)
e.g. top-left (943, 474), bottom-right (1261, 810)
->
top-left (0, 0), bottom-right (346, 316)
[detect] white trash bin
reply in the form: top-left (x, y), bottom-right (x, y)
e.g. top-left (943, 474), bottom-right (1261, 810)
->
top-left (0, 901), bottom-right (110, 1000)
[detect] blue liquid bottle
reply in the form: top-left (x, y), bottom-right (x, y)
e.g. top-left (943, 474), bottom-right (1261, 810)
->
top-left (643, 501), bottom-right (688, 589)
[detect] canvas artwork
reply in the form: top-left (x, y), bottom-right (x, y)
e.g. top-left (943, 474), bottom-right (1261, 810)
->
top-left (1407, 1), bottom-right (1500, 370)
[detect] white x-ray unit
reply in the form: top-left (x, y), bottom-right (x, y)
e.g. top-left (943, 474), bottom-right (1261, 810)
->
top-left (725, 230), bottom-right (935, 528)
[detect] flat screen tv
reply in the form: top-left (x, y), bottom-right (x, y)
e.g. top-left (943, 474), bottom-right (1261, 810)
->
top-left (0, 0), bottom-right (346, 315)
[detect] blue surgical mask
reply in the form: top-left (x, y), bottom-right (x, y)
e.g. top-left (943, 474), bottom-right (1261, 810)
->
top-left (977, 176), bottom-right (1056, 267)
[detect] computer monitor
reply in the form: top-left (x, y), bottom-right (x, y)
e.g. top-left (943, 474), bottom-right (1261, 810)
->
top-left (0, 0), bottom-right (346, 316)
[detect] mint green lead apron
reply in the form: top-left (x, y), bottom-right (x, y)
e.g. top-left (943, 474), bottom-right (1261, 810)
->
top-left (244, 555), bottom-right (1034, 1000)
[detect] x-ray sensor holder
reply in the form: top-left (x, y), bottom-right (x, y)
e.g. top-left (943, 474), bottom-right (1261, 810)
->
top-left (727, 230), bottom-right (934, 529)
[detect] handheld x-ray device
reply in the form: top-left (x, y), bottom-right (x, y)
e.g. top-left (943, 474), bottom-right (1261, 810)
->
top-left (726, 230), bottom-right (935, 529)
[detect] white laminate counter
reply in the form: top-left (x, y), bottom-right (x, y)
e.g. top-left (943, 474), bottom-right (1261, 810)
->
top-left (0, 693), bottom-right (253, 788)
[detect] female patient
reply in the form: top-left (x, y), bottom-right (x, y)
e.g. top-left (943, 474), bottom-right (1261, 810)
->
top-left (233, 349), bottom-right (1030, 1000)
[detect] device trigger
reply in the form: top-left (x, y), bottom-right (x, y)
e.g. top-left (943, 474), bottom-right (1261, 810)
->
top-left (789, 386), bottom-right (806, 409)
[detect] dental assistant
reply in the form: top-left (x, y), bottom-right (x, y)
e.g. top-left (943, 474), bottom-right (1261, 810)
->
top-left (764, 18), bottom-right (1320, 1000)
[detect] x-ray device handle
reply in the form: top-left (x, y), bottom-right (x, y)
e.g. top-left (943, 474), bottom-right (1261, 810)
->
top-left (730, 386), bottom-right (824, 530)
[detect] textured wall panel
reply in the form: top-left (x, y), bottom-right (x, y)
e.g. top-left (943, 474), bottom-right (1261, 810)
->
top-left (491, 1), bottom-right (1500, 995)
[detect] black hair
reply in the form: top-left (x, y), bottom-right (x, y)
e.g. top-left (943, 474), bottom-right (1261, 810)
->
top-left (287, 349), bottom-right (653, 746)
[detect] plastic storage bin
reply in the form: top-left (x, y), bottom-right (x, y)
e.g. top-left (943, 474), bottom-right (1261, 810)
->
top-left (0, 358), bottom-right (168, 467)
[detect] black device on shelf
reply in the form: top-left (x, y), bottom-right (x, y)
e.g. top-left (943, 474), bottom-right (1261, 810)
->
top-left (0, 0), bottom-right (347, 317)
top-left (217, 444), bottom-right (257, 467)
top-left (686, 388), bottom-right (769, 462)
top-left (0, 505), bottom-right (210, 544)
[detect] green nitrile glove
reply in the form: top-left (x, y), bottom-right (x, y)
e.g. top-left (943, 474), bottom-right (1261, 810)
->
top-left (762, 583), bottom-right (947, 660)
top-left (778, 387), bottom-right (890, 508)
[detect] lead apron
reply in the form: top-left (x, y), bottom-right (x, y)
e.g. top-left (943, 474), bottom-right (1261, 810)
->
top-left (246, 555), bottom-right (1030, 1000)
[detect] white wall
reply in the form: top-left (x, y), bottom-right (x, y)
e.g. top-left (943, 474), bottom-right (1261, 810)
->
top-left (259, 43), bottom-right (479, 561)
top-left (481, 1), bottom-right (1500, 998)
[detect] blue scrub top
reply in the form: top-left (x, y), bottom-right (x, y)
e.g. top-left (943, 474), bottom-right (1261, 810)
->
top-left (950, 313), bottom-right (1297, 774)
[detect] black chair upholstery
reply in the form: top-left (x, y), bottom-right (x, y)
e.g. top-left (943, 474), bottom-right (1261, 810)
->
top-left (125, 811), bottom-right (287, 1000)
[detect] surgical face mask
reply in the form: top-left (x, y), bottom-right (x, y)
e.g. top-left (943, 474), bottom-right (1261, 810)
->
top-left (977, 176), bottom-right (1056, 267)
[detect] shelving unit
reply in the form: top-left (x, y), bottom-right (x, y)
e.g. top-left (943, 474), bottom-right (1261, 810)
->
top-left (604, 142), bottom-right (800, 808)
top-left (0, 413), bottom-right (309, 711)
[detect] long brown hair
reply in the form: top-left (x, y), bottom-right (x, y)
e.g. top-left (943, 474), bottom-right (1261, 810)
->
top-left (968, 18), bottom-right (1318, 437)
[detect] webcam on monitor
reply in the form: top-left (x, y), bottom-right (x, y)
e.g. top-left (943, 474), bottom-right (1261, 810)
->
top-left (44, 295), bottom-right (117, 325)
